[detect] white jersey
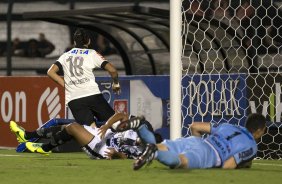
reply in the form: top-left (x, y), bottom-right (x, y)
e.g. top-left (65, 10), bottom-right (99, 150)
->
top-left (83, 125), bottom-right (114, 159)
top-left (82, 125), bottom-right (140, 159)
top-left (57, 48), bottom-right (106, 105)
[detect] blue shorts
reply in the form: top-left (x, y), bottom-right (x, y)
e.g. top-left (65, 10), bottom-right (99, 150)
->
top-left (162, 136), bottom-right (220, 169)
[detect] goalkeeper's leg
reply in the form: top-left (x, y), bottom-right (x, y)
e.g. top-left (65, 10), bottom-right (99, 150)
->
top-left (137, 124), bottom-right (156, 144)
top-left (10, 121), bottom-right (63, 142)
top-left (25, 127), bottom-right (72, 154)
top-left (10, 121), bottom-right (28, 143)
top-left (41, 128), bottom-right (73, 152)
top-left (25, 125), bottom-right (64, 140)
top-left (155, 148), bottom-right (181, 169)
top-left (40, 122), bottom-right (96, 153)
top-left (133, 143), bottom-right (181, 170)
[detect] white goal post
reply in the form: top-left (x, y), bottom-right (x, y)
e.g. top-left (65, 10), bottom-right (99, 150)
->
top-left (170, 0), bottom-right (182, 140)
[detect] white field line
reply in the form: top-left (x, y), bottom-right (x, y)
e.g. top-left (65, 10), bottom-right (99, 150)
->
top-left (0, 154), bottom-right (22, 157)
top-left (0, 153), bottom-right (39, 158)
top-left (253, 163), bottom-right (282, 167)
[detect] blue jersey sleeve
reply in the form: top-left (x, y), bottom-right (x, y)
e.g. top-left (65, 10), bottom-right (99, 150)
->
top-left (233, 146), bottom-right (257, 165)
top-left (210, 123), bottom-right (220, 134)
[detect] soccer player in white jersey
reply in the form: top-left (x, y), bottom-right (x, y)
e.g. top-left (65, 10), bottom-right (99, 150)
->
top-left (114, 113), bottom-right (266, 170)
top-left (9, 113), bottom-right (156, 159)
top-left (47, 28), bottom-right (120, 126)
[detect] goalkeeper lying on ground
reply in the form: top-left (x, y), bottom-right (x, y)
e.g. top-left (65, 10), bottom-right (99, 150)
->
top-left (113, 113), bottom-right (266, 170)
top-left (10, 113), bottom-right (159, 159)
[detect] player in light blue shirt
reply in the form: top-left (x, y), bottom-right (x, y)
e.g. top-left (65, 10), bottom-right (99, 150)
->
top-left (113, 113), bottom-right (266, 170)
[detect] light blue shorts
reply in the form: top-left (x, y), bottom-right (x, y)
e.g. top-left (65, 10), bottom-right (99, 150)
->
top-left (162, 136), bottom-right (220, 169)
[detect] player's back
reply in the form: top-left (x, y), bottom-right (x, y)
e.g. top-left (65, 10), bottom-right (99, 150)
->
top-left (205, 123), bottom-right (257, 164)
top-left (57, 48), bottom-right (106, 103)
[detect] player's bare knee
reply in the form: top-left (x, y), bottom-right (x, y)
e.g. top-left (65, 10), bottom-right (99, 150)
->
top-left (157, 144), bottom-right (168, 151)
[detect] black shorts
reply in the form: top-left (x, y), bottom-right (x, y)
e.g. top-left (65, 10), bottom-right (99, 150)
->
top-left (68, 94), bottom-right (115, 126)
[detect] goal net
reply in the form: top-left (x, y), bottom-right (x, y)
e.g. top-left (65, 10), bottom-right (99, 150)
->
top-left (180, 0), bottom-right (282, 159)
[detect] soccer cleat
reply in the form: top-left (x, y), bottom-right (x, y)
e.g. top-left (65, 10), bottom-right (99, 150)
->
top-left (25, 142), bottom-right (51, 155)
top-left (133, 143), bottom-right (157, 170)
top-left (115, 116), bottom-right (145, 132)
top-left (10, 121), bottom-right (28, 143)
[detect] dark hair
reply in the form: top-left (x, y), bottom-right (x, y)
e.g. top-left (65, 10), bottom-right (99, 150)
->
top-left (245, 113), bottom-right (266, 133)
top-left (73, 28), bottom-right (90, 48)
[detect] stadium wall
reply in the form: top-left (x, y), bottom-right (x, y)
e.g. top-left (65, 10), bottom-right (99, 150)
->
top-left (1, 75), bottom-right (281, 153)
top-left (0, 77), bottom-right (65, 148)
top-left (0, 76), bottom-right (170, 148)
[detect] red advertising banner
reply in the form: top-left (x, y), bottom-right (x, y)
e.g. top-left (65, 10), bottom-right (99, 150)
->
top-left (0, 77), bottom-right (65, 148)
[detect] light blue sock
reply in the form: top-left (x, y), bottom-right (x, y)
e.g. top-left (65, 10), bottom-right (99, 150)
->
top-left (156, 150), bottom-right (181, 169)
top-left (138, 124), bottom-right (156, 144)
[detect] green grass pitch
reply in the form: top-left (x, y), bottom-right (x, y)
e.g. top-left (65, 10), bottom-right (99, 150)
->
top-left (0, 149), bottom-right (281, 184)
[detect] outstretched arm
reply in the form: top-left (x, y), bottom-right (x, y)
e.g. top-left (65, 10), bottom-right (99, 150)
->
top-left (189, 122), bottom-right (211, 137)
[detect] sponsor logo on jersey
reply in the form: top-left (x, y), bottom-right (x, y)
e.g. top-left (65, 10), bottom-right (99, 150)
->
top-left (68, 77), bottom-right (90, 85)
top-left (71, 49), bottom-right (89, 55)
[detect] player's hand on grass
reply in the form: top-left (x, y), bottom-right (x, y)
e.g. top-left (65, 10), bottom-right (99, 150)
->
top-left (105, 148), bottom-right (116, 159)
top-left (112, 82), bottom-right (121, 95)
top-left (105, 148), bottom-right (126, 159)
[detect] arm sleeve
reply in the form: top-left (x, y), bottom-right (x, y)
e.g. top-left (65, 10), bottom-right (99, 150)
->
top-left (210, 123), bottom-right (220, 134)
top-left (93, 51), bottom-right (107, 68)
top-left (54, 61), bottom-right (63, 73)
top-left (101, 61), bottom-right (109, 70)
top-left (56, 54), bottom-right (65, 64)
top-left (233, 146), bottom-right (257, 165)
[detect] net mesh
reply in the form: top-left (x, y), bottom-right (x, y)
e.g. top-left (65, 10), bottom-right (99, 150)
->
top-left (181, 0), bottom-right (282, 159)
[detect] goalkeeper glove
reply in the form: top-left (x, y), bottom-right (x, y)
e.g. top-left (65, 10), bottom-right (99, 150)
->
top-left (112, 82), bottom-right (121, 95)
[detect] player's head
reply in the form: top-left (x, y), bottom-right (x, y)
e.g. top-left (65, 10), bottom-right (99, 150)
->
top-left (74, 28), bottom-right (90, 48)
top-left (245, 113), bottom-right (266, 139)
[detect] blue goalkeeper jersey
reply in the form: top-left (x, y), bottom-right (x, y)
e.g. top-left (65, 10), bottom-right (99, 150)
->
top-left (205, 123), bottom-right (257, 165)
